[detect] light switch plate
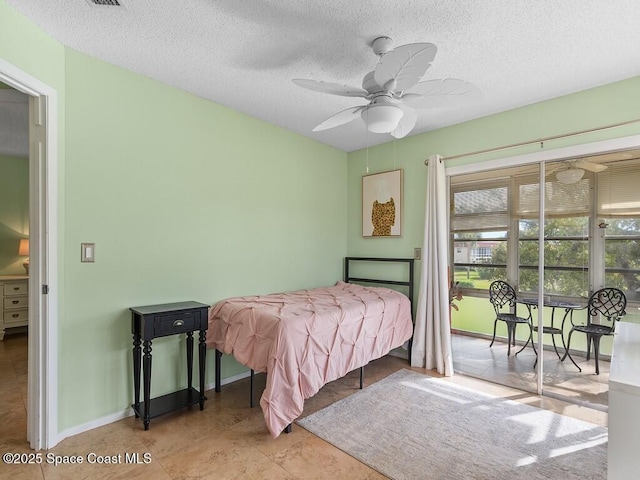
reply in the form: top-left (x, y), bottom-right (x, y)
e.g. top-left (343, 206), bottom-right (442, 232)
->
top-left (414, 247), bottom-right (421, 260)
top-left (81, 243), bottom-right (95, 263)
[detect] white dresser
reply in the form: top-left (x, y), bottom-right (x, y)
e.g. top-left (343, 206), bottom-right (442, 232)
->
top-left (0, 275), bottom-right (29, 340)
top-left (608, 321), bottom-right (640, 479)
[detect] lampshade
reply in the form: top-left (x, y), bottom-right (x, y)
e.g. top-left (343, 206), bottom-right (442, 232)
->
top-left (18, 238), bottom-right (29, 256)
top-left (361, 104), bottom-right (403, 134)
top-left (556, 168), bottom-right (585, 184)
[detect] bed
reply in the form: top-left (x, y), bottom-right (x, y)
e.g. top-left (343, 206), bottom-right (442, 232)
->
top-left (206, 257), bottom-right (414, 438)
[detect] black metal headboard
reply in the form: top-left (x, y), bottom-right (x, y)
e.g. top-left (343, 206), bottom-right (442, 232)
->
top-left (344, 257), bottom-right (415, 308)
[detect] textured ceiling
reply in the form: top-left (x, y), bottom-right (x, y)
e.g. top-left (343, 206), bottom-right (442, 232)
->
top-left (3, 0), bottom-right (640, 153)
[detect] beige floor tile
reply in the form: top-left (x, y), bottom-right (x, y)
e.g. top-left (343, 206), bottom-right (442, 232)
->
top-left (269, 434), bottom-right (387, 480)
top-left (0, 412), bottom-right (29, 452)
top-left (0, 368), bottom-right (18, 387)
top-left (157, 435), bottom-right (295, 480)
top-left (53, 420), bottom-right (148, 455)
top-left (1, 331), bottom-right (614, 480)
top-left (0, 463), bottom-right (44, 480)
top-left (452, 333), bottom-right (612, 408)
top-left (12, 358), bottom-right (28, 376)
top-left (39, 454), bottom-right (170, 480)
top-left (0, 386), bottom-right (26, 414)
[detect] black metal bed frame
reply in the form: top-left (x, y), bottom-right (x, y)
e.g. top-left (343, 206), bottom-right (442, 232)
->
top-left (213, 256), bottom-right (416, 435)
top-left (344, 256), bottom-right (416, 363)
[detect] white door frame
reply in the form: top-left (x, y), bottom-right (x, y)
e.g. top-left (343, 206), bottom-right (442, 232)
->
top-left (0, 58), bottom-right (58, 450)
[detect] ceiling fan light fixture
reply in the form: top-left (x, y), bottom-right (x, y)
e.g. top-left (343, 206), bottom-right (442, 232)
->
top-left (556, 167), bottom-right (585, 184)
top-left (362, 104), bottom-right (403, 134)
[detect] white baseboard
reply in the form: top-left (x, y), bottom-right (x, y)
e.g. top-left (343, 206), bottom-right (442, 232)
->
top-left (54, 370), bottom-right (253, 447)
top-left (55, 357), bottom-right (409, 446)
top-left (204, 369), bottom-right (251, 392)
top-left (56, 409), bottom-right (133, 446)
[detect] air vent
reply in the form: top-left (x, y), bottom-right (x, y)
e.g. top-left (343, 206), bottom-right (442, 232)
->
top-left (86, 0), bottom-right (123, 7)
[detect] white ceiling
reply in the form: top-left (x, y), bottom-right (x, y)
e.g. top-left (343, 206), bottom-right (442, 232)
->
top-left (3, 0), bottom-right (640, 153)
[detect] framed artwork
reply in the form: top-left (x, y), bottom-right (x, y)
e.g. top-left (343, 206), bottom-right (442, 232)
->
top-left (362, 169), bottom-right (403, 237)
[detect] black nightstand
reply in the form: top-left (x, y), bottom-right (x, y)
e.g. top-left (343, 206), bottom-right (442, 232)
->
top-left (130, 301), bottom-right (209, 430)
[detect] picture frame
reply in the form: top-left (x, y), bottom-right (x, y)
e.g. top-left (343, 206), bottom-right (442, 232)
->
top-left (362, 169), bottom-right (403, 237)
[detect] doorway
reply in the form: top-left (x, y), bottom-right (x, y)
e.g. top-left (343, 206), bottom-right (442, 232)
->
top-left (0, 57), bottom-right (58, 450)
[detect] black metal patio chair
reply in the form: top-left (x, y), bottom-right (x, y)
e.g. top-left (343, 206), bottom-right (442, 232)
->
top-left (488, 280), bottom-right (535, 357)
top-left (562, 287), bottom-right (626, 375)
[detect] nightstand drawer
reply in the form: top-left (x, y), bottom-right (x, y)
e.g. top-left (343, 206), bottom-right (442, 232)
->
top-left (3, 281), bottom-right (28, 296)
top-left (3, 309), bottom-right (28, 326)
top-left (4, 296), bottom-right (28, 310)
top-left (154, 311), bottom-right (198, 336)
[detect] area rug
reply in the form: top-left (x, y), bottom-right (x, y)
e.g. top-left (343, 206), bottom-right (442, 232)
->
top-left (297, 369), bottom-right (607, 480)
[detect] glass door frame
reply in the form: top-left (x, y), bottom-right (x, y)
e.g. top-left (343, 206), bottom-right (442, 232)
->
top-left (446, 133), bottom-right (640, 398)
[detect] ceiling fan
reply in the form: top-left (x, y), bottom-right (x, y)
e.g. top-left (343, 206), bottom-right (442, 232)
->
top-left (551, 159), bottom-right (608, 184)
top-left (292, 36), bottom-right (481, 138)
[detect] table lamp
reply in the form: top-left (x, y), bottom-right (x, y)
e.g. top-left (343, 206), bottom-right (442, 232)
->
top-left (18, 238), bottom-right (29, 274)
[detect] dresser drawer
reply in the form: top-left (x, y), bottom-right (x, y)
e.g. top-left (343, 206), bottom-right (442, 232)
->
top-left (4, 296), bottom-right (28, 310)
top-left (3, 281), bottom-right (28, 296)
top-left (3, 309), bottom-right (28, 326)
top-left (154, 311), bottom-right (198, 337)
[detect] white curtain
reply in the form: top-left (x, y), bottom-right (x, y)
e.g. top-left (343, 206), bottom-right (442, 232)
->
top-left (411, 154), bottom-right (453, 376)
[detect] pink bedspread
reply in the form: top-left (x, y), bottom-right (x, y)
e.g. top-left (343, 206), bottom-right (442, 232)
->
top-left (207, 281), bottom-right (413, 438)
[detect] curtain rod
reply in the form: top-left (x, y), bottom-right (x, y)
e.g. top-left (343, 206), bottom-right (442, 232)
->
top-left (424, 118), bottom-right (640, 165)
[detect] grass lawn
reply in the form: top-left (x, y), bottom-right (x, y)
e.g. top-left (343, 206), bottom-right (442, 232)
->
top-left (454, 268), bottom-right (491, 290)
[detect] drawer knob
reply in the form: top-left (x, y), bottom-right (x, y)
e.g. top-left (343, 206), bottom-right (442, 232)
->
top-left (12, 314), bottom-right (19, 318)
top-left (12, 300), bottom-right (19, 304)
top-left (13, 287), bottom-right (19, 291)
top-left (173, 319), bottom-right (184, 327)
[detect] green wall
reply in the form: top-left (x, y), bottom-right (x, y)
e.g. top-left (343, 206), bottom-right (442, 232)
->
top-left (0, 155), bottom-right (29, 274)
top-left (347, 76), bottom-right (640, 273)
top-left (60, 51), bottom-right (347, 430)
top-left (2, 0), bottom-right (347, 433)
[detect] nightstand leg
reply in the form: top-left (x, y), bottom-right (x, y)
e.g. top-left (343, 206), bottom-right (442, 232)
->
top-left (132, 334), bottom-right (141, 418)
top-left (186, 331), bottom-right (194, 392)
top-left (199, 330), bottom-right (206, 410)
top-left (143, 340), bottom-right (152, 430)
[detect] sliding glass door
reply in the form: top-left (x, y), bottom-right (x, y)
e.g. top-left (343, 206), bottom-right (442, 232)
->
top-left (449, 150), bottom-right (640, 408)
top-left (450, 168), bottom-right (538, 393)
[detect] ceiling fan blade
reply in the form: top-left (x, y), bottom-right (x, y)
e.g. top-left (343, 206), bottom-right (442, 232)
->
top-left (374, 43), bottom-right (437, 92)
top-left (575, 160), bottom-right (608, 172)
top-left (292, 79), bottom-right (369, 98)
top-left (401, 78), bottom-right (481, 109)
top-left (390, 107), bottom-right (417, 139)
top-left (312, 106), bottom-right (365, 132)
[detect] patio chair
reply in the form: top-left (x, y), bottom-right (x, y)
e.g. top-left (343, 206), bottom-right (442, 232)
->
top-left (562, 287), bottom-right (626, 374)
top-left (488, 280), bottom-right (534, 356)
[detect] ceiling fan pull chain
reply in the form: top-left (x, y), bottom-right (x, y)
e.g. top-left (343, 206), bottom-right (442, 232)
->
top-left (366, 109), bottom-right (370, 173)
top-left (393, 137), bottom-right (396, 170)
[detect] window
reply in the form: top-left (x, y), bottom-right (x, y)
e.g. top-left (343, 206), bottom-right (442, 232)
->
top-left (515, 173), bottom-right (591, 297)
top-left (450, 154), bottom-right (640, 303)
top-left (598, 160), bottom-right (640, 302)
top-left (518, 217), bottom-right (589, 297)
top-left (451, 180), bottom-right (508, 290)
top-left (603, 219), bottom-right (640, 302)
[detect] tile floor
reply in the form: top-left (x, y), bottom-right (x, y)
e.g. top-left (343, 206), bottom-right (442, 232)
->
top-left (452, 333), bottom-right (611, 408)
top-left (0, 332), bottom-right (607, 480)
